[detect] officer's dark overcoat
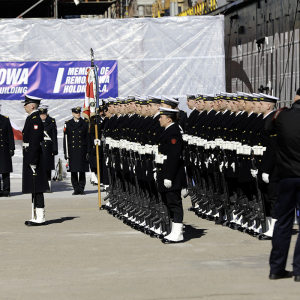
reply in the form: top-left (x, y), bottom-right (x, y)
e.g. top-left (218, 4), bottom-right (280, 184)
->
top-left (157, 124), bottom-right (187, 193)
top-left (22, 111), bottom-right (49, 194)
top-left (0, 114), bottom-right (15, 173)
top-left (42, 115), bottom-right (58, 171)
top-left (63, 118), bottom-right (90, 173)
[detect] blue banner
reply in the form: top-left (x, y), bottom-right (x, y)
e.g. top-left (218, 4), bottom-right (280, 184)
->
top-left (0, 60), bottom-right (118, 100)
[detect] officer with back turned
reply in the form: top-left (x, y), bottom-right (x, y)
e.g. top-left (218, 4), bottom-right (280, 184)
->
top-left (266, 89), bottom-right (300, 282)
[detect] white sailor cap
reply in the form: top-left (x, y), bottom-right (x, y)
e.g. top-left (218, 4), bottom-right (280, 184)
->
top-left (203, 94), bottom-right (215, 101)
top-left (22, 95), bottom-right (43, 104)
top-left (259, 93), bottom-right (279, 103)
top-left (159, 107), bottom-right (179, 115)
top-left (186, 93), bottom-right (197, 100)
top-left (161, 95), bottom-right (179, 107)
top-left (147, 95), bottom-right (161, 103)
top-left (243, 92), bottom-right (254, 101)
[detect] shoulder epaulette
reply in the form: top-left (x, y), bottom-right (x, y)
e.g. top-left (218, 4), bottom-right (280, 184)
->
top-left (66, 120), bottom-right (69, 123)
top-left (32, 116), bottom-right (37, 119)
top-left (52, 117), bottom-right (55, 122)
top-left (4, 115), bottom-right (8, 118)
top-left (85, 119), bottom-right (89, 122)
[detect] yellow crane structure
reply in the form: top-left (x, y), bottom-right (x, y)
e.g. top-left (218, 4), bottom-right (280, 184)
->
top-left (152, 0), bottom-right (217, 18)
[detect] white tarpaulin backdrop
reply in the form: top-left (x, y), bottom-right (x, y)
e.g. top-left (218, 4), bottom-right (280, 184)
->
top-left (0, 16), bottom-right (225, 178)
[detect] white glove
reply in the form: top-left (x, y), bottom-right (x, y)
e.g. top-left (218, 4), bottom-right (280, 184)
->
top-left (94, 139), bottom-right (100, 146)
top-left (204, 159), bottom-right (209, 169)
top-left (262, 173), bottom-right (269, 183)
top-left (112, 162), bottom-right (115, 169)
top-left (219, 162), bottom-right (224, 172)
top-left (105, 157), bottom-right (109, 166)
top-left (29, 164), bottom-right (36, 174)
top-left (225, 161), bottom-right (228, 168)
top-left (120, 163), bottom-right (123, 170)
top-left (231, 162), bottom-right (235, 172)
top-left (164, 179), bottom-right (172, 188)
top-left (154, 172), bottom-right (157, 181)
top-left (250, 169), bottom-right (258, 178)
top-left (198, 160), bottom-right (201, 167)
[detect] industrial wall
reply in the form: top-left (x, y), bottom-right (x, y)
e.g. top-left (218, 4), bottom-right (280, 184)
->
top-left (210, 0), bottom-right (300, 107)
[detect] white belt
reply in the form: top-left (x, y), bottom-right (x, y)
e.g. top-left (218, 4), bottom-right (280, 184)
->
top-left (44, 137), bottom-right (51, 141)
top-left (23, 142), bottom-right (42, 148)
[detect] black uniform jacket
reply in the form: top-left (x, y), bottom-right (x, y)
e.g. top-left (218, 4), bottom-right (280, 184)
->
top-left (22, 111), bottom-right (49, 194)
top-left (157, 124), bottom-right (187, 193)
top-left (185, 108), bottom-right (199, 135)
top-left (194, 110), bottom-right (207, 136)
top-left (248, 112), bottom-right (277, 182)
top-left (64, 118), bottom-right (90, 173)
top-left (41, 115), bottom-right (58, 171)
top-left (146, 114), bottom-right (164, 181)
top-left (178, 110), bottom-right (187, 132)
top-left (0, 114), bottom-right (15, 174)
top-left (265, 102), bottom-right (300, 178)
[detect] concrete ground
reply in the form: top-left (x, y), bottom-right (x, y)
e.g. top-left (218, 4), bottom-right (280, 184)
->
top-left (0, 179), bottom-right (299, 300)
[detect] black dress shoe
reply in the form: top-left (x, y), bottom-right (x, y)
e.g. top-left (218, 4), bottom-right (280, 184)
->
top-left (25, 220), bottom-right (46, 226)
top-left (215, 219), bottom-right (225, 225)
top-left (0, 191), bottom-right (3, 197)
top-left (161, 238), bottom-right (184, 244)
top-left (258, 234), bottom-right (272, 240)
top-left (72, 191), bottom-right (79, 195)
top-left (295, 275), bottom-right (300, 282)
top-left (269, 270), bottom-right (293, 280)
top-left (80, 191), bottom-right (86, 195)
top-left (3, 192), bottom-right (11, 197)
top-left (45, 189), bottom-right (52, 193)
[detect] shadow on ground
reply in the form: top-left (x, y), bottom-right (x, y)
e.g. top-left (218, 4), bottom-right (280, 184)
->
top-left (84, 190), bottom-right (98, 195)
top-left (9, 192), bottom-right (23, 197)
top-left (183, 224), bottom-right (207, 242)
top-left (51, 180), bottom-right (73, 192)
top-left (46, 216), bottom-right (79, 225)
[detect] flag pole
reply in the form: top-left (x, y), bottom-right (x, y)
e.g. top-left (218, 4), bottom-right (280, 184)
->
top-left (90, 48), bottom-right (102, 209)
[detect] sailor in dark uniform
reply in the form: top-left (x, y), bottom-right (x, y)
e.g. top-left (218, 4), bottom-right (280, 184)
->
top-left (22, 95), bottom-right (49, 226)
top-left (160, 95), bottom-right (183, 132)
top-left (0, 104), bottom-right (15, 197)
top-left (63, 107), bottom-right (90, 195)
top-left (157, 107), bottom-right (186, 244)
top-left (39, 105), bottom-right (58, 193)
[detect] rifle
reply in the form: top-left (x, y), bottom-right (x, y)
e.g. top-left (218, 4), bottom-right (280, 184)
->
top-left (250, 150), bottom-right (267, 234)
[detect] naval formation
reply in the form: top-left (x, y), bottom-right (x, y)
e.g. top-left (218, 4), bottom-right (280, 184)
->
top-left (1, 92), bottom-right (300, 280)
top-left (0, 92), bottom-right (280, 240)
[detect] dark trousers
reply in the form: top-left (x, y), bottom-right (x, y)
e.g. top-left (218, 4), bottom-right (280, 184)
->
top-left (35, 192), bottom-right (45, 208)
top-left (46, 170), bottom-right (51, 181)
top-left (71, 172), bottom-right (86, 192)
top-left (270, 178), bottom-right (300, 275)
top-left (160, 189), bottom-right (183, 223)
top-left (259, 181), bottom-right (277, 218)
top-left (0, 173), bottom-right (10, 193)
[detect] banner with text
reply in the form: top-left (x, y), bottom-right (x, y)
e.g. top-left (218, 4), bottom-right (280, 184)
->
top-left (0, 60), bottom-right (118, 100)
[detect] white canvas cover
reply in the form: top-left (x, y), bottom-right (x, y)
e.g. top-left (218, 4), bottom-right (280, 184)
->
top-left (0, 16), bottom-right (225, 177)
